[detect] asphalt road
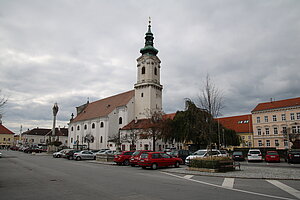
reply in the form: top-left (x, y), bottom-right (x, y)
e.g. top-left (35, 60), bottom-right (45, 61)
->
top-left (1, 150), bottom-right (299, 200)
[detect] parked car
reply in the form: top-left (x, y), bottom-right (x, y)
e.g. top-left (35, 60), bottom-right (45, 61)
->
top-left (185, 149), bottom-right (222, 166)
top-left (97, 149), bottom-right (116, 155)
top-left (130, 150), bottom-right (152, 166)
top-left (24, 147), bottom-right (44, 153)
top-left (220, 150), bottom-right (229, 157)
top-left (114, 151), bottom-right (135, 165)
top-left (286, 149), bottom-right (300, 164)
top-left (138, 152), bottom-right (183, 170)
top-left (73, 150), bottom-right (96, 161)
top-left (10, 146), bottom-right (19, 151)
top-left (63, 149), bottom-right (80, 160)
top-left (232, 151), bottom-right (245, 161)
top-left (167, 150), bottom-right (192, 164)
top-left (265, 151), bottom-right (280, 163)
top-left (53, 150), bottom-right (65, 158)
top-left (247, 149), bottom-right (263, 162)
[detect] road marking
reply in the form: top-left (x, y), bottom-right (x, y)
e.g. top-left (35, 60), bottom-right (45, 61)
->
top-left (161, 172), bottom-right (296, 200)
top-left (222, 178), bottom-right (234, 189)
top-left (267, 180), bottom-right (300, 199)
top-left (184, 175), bottom-right (193, 179)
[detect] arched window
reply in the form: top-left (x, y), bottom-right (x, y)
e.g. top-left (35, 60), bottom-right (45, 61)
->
top-left (141, 93), bottom-right (143, 97)
top-left (77, 125), bottom-right (80, 131)
top-left (142, 67), bottom-right (145, 74)
top-left (154, 67), bottom-right (157, 75)
top-left (119, 117), bottom-right (123, 124)
top-left (84, 124), bottom-right (87, 130)
top-left (100, 136), bottom-right (103, 143)
top-left (100, 122), bottom-right (104, 128)
top-left (92, 123), bottom-right (95, 129)
top-left (71, 127), bottom-right (74, 131)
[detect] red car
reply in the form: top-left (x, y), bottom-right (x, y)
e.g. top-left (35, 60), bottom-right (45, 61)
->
top-left (138, 152), bottom-right (183, 170)
top-left (130, 150), bottom-right (152, 167)
top-left (114, 151), bottom-right (135, 165)
top-left (265, 151), bottom-right (280, 163)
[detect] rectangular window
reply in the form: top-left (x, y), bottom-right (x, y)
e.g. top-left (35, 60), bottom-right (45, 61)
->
top-left (266, 140), bottom-right (270, 147)
top-left (265, 128), bottom-right (270, 135)
top-left (292, 126), bottom-right (297, 134)
top-left (281, 114), bottom-right (286, 121)
top-left (264, 116), bottom-right (268, 122)
top-left (275, 140), bottom-right (279, 147)
top-left (291, 113), bottom-right (295, 120)
top-left (258, 140), bottom-right (262, 147)
top-left (282, 127), bottom-right (287, 134)
top-left (248, 142), bottom-right (252, 147)
top-left (242, 136), bottom-right (245, 140)
top-left (257, 117), bottom-right (261, 123)
top-left (284, 140), bottom-right (288, 148)
top-left (257, 128), bottom-right (262, 135)
top-left (248, 136), bottom-right (251, 140)
top-left (298, 126), bottom-right (300, 134)
top-left (272, 115), bottom-right (277, 122)
top-left (297, 113), bottom-right (300, 120)
top-left (274, 127), bottom-right (278, 134)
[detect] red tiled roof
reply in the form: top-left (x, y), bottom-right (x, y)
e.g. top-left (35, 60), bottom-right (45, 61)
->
top-left (122, 113), bottom-right (176, 130)
top-left (0, 124), bottom-right (14, 134)
top-left (23, 128), bottom-right (68, 136)
top-left (252, 97), bottom-right (300, 112)
top-left (72, 90), bottom-right (135, 123)
top-left (217, 114), bottom-right (253, 133)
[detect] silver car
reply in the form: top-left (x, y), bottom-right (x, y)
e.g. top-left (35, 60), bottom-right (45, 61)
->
top-left (73, 150), bottom-right (96, 161)
top-left (185, 149), bottom-right (222, 166)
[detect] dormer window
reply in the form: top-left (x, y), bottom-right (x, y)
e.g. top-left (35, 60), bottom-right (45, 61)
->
top-left (119, 117), bottom-right (123, 124)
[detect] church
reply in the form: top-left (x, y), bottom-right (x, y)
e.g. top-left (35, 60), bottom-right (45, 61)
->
top-left (68, 21), bottom-right (177, 151)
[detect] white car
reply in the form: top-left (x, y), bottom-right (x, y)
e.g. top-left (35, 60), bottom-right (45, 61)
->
top-left (74, 150), bottom-right (96, 161)
top-left (247, 149), bottom-right (263, 162)
top-left (53, 150), bottom-right (65, 158)
top-left (97, 150), bottom-right (116, 155)
top-left (185, 149), bottom-right (222, 166)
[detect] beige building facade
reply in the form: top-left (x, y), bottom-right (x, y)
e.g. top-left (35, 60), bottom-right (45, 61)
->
top-left (252, 97), bottom-right (300, 150)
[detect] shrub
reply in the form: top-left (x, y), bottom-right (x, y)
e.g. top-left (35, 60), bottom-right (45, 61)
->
top-left (190, 157), bottom-right (234, 171)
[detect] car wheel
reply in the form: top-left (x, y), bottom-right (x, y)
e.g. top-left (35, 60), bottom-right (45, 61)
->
top-left (57, 155), bottom-right (61, 158)
top-left (123, 160), bottom-right (130, 166)
top-left (76, 156), bottom-right (81, 161)
top-left (151, 163), bottom-right (158, 170)
top-left (174, 161), bottom-right (180, 168)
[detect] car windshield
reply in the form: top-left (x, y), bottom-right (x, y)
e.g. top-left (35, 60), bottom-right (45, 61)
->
top-left (132, 151), bottom-right (142, 156)
top-left (233, 152), bottom-right (243, 155)
top-left (193, 150), bottom-right (206, 156)
top-left (249, 150), bottom-right (260, 154)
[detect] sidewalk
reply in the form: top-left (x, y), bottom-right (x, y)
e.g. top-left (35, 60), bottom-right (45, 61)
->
top-left (88, 160), bottom-right (300, 180)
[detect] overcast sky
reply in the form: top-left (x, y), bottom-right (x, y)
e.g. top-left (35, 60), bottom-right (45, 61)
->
top-left (1, 0), bottom-right (299, 134)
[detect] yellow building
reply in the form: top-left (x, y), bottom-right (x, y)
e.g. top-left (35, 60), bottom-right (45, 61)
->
top-left (252, 97), bottom-right (300, 150)
top-left (0, 123), bottom-right (14, 149)
top-left (218, 114), bottom-right (253, 148)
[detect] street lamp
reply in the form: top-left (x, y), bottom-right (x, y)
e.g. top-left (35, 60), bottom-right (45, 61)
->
top-left (52, 103), bottom-right (59, 142)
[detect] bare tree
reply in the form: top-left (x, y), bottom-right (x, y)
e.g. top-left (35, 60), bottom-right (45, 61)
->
top-left (198, 74), bottom-right (224, 118)
top-left (140, 109), bottom-right (166, 151)
top-left (0, 90), bottom-right (8, 115)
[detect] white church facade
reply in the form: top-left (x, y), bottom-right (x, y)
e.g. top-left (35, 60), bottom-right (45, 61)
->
top-left (68, 21), bottom-right (177, 151)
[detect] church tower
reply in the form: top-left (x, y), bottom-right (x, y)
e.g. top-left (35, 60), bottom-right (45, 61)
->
top-left (134, 20), bottom-right (163, 119)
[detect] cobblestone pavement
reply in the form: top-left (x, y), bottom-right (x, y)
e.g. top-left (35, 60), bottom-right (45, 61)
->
top-left (161, 165), bottom-right (300, 180)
